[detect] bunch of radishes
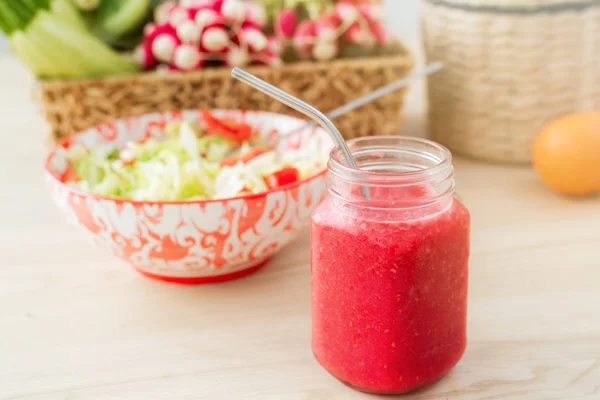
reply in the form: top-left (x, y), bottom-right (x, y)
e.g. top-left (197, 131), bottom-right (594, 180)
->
top-left (275, 0), bottom-right (390, 61)
top-left (136, 0), bottom-right (281, 71)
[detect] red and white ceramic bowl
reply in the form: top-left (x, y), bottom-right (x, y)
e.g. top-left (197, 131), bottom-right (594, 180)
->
top-left (45, 110), bottom-right (332, 284)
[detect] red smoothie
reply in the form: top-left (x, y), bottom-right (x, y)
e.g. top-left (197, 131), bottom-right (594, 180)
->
top-left (310, 137), bottom-right (470, 394)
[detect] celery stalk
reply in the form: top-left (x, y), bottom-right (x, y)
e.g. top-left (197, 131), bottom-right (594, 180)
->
top-left (9, 31), bottom-right (64, 76)
top-left (26, 18), bottom-right (88, 76)
top-left (32, 11), bottom-right (137, 77)
top-left (69, 0), bottom-right (100, 11)
top-left (9, 32), bottom-right (51, 76)
top-left (50, 0), bottom-right (87, 31)
top-left (0, 0), bottom-right (139, 78)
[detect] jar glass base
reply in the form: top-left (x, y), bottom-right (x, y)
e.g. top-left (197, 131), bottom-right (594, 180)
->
top-left (313, 347), bottom-right (464, 396)
top-left (341, 376), bottom-right (447, 396)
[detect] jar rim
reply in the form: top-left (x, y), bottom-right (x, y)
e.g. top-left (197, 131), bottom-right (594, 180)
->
top-left (328, 136), bottom-right (453, 185)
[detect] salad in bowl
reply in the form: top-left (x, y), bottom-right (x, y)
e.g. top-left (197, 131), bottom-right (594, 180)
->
top-left (46, 110), bottom-right (332, 284)
top-left (62, 111), bottom-right (327, 201)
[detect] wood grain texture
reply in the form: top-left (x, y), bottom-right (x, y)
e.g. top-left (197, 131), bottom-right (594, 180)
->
top-left (1, 56), bottom-right (599, 400)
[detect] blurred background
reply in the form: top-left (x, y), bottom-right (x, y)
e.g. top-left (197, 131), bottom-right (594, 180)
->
top-left (0, 1), bottom-right (421, 55)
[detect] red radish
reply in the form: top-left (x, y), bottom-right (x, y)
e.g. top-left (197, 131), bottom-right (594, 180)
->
top-left (275, 8), bottom-right (297, 39)
top-left (369, 21), bottom-right (390, 45)
top-left (144, 23), bottom-right (156, 36)
top-left (154, 1), bottom-right (177, 24)
top-left (134, 43), bottom-right (158, 70)
top-left (201, 26), bottom-right (230, 52)
top-left (252, 50), bottom-right (282, 66)
top-left (168, 7), bottom-right (191, 26)
top-left (239, 25), bottom-right (268, 51)
top-left (144, 23), bottom-right (177, 42)
top-left (195, 8), bottom-right (221, 26)
top-left (182, 0), bottom-right (223, 11)
top-left (252, 36), bottom-right (283, 65)
top-left (239, 20), bottom-right (262, 31)
top-left (225, 46), bottom-right (249, 66)
top-left (152, 33), bottom-right (180, 63)
top-left (320, 12), bottom-right (342, 27)
top-left (245, 2), bottom-right (267, 27)
top-left (184, 5), bottom-right (209, 19)
top-left (221, 0), bottom-right (246, 24)
top-left (345, 23), bottom-right (375, 48)
top-left (180, 0), bottom-right (215, 7)
top-left (174, 44), bottom-right (203, 70)
top-left (315, 17), bottom-right (338, 43)
top-left (358, 3), bottom-right (384, 23)
top-left (266, 36), bottom-right (282, 55)
top-left (176, 20), bottom-right (202, 44)
top-left (293, 20), bottom-right (316, 54)
top-left (312, 40), bottom-right (338, 60)
top-left (140, 0), bottom-right (275, 71)
top-left (209, 0), bottom-right (224, 12)
top-left (186, 7), bottom-right (201, 19)
top-left (345, 23), bottom-right (360, 42)
top-left (335, 1), bottom-right (359, 23)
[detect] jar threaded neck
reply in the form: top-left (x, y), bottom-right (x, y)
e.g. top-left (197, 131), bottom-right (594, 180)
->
top-left (327, 136), bottom-right (455, 210)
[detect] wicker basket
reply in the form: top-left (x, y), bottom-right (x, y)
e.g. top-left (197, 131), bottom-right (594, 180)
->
top-left (37, 44), bottom-right (413, 143)
top-left (422, 0), bottom-right (600, 163)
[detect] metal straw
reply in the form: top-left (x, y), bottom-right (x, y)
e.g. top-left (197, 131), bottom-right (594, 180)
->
top-left (231, 63), bottom-right (444, 200)
top-left (231, 68), bottom-right (360, 170)
top-left (280, 62), bottom-right (443, 139)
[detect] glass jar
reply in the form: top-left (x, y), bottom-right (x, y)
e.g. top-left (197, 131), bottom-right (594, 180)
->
top-left (310, 137), bottom-right (470, 394)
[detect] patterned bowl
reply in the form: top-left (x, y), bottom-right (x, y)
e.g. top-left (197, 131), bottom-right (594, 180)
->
top-left (45, 110), bottom-right (332, 284)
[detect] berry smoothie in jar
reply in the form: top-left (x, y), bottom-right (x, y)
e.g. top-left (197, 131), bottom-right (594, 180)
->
top-left (311, 137), bottom-right (470, 394)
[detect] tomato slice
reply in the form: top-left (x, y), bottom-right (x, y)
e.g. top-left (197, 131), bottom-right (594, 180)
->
top-left (219, 147), bottom-right (270, 167)
top-left (122, 158), bottom-right (136, 167)
top-left (220, 123), bottom-right (253, 142)
top-left (61, 165), bottom-right (80, 183)
top-left (61, 138), bottom-right (74, 149)
top-left (265, 167), bottom-right (300, 189)
top-left (201, 111), bottom-right (254, 143)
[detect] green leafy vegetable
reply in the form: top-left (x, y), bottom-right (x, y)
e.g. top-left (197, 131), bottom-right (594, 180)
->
top-left (63, 119), bottom-right (327, 201)
top-left (0, 0), bottom-right (138, 78)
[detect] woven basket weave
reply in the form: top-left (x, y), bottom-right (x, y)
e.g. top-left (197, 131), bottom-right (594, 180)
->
top-left (37, 44), bottom-right (413, 143)
top-left (422, 0), bottom-right (600, 163)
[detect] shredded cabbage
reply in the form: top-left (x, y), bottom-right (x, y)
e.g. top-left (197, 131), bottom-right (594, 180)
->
top-left (64, 120), bottom-right (327, 201)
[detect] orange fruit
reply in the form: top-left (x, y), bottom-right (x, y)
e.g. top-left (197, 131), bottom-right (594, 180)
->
top-left (531, 112), bottom-right (600, 196)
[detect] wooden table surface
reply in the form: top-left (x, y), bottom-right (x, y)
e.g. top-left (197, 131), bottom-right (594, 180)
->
top-left (1, 55), bottom-right (599, 400)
